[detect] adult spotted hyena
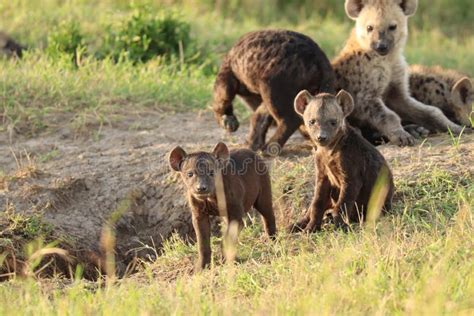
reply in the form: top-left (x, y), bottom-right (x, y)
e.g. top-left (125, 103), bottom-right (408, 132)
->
top-left (332, 0), bottom-right (464, 146)
top-left (212, 30), bottom-right (336, 152)
top-left (409, 65), bottom-right (473, 127)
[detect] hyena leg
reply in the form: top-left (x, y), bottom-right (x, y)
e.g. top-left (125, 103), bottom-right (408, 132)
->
top-left (303, 177), bottom-right (332, 233)
top-left (239, 91), bottom-right (263, 112)
top-left (212, 58), bottom-right (240, 132)
top-left (221, 205), bottom-right (245, 262)
top-left (253, 174), bottom-right (277, 238)
top-left (238, 92), bottom-right (276, 151)
top-left (192, 214), bottom-right (212, 272)
top-left (357, 97), bottom-right (415, 146)
top-left (248, 104), bottom-right (274, 151)
top-left (259, 82), bottom-right (301, 153)
top-left (263, 118), bottom-right (300, 154)
top-left (332, 182), bottom-right (362, 228)
top-left (385, 84), bottom-right (465, 134)
top-left (287, 210), bottom-right (310, 233)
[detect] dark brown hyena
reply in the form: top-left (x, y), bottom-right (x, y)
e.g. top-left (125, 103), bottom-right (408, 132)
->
top-left (289, 90), bottom-right (394, 232)
top-left (409, 65), bottom-right (473, 127)
top-left (331, 0), bottom-right (465, 146)
top-left (0, 32), bottom-right (25, 58)
top-left (212, 29), bottom-right (336, 153)
top-left (168, 143), bottom-right (276, 271)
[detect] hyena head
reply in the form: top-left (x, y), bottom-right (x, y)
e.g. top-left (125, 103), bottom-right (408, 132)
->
top-left (294, 90), bottom-right (354, 147)
top-left (169, 143), bottom-right (229, 200)
top-left (345, 0), bottom-right (418, 56)
top-left (450, 77), bottom-right (473, 126)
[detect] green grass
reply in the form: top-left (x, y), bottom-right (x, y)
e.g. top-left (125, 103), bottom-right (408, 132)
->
top-left (0, 154), bottom-right (472, 315)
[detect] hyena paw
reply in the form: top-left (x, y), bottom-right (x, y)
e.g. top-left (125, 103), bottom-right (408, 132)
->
top-left (449, 124), bottom-right (471, 135)
top-left (389, 129), bottom-right (415, 146)
top-left (302, 220), bottom-right (321, 234)
top-left (247, 136), bottom-right (265, 152)
top-left (287, 220), bottom-right (307, 233)
top-left (222, 114), bottom-right (239, 132)
top-left (404, 124), bottom-right (430, 139)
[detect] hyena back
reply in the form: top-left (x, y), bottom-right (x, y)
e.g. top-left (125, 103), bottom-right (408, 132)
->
top-left (409, 65), bottom-right (473, 127)
top-left (212, 29), bottom-right (335, 152)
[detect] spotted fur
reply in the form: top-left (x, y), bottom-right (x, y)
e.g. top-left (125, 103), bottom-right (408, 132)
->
top-left (409, 65), bottom-right (473, 127)
top-left (332, 0), bottom-right (464, 146)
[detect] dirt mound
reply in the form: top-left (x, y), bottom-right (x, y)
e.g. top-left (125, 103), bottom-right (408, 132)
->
top-left (0, 111), bottom-right (239, 275)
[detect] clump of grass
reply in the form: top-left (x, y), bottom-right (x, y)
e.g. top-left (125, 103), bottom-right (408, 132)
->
top-left (100, 4), bottom-right (193, 64)
top-left (46, 20), bottom-right (85, 63)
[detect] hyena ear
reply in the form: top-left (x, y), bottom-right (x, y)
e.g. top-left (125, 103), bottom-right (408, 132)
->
top-left (212, 142), bottom-right (230, 166)
top-left (399, 0), bottom-right (418, 16)
top-left (336, 90), bottom-right (355, 117)
top-left (451, 77), bottom-right (473, 107)
top-left (169, 146), bottom-right (187, 171)
top-left (294, 90), bottom-right (314, 116)
top-left (345, 0), bottom-right (365, 20)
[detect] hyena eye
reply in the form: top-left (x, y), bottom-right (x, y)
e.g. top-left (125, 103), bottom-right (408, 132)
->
top-left (209, 170), bottom-right (215, 177)
top-left (329, 120), bottom-right (337, 127)
top-left (187, 172), bottom-right (194, 178)
top-left (389, 24), bottom-right (397, 31)
top-left (308, 119), bottom-right (317, 126)
top-left (367, 25), bottom-right (374, 33)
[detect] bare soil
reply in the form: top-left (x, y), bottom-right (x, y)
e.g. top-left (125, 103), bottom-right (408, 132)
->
top-left (1, 110), bottom-right (472, 275)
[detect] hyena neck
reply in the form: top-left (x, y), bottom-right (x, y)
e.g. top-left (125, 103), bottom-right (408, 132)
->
top-left (190, 194), bottom-right (219, 214)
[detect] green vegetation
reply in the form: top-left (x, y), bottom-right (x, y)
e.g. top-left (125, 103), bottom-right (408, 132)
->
top-left (99, 5), bottom-right (194, 63)
top-left (0, 0), bottom-right (473, 314)
top-left (1, 0), bottom-right (473, 134)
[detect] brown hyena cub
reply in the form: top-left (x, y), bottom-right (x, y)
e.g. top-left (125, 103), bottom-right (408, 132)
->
top-left (410, 65), bottom-right (473, 127)
top-left (212, 29), bottom-right (335, 152)
top-left (169, 142), bottom-right (276, 271)
top-left (332, 0), bottom-right (464, 146)
top-left (289, 90), bottom-right (394, 232)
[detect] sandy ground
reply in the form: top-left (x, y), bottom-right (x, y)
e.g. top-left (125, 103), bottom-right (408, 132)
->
top-left (0, 110), bottom-right (472, 272)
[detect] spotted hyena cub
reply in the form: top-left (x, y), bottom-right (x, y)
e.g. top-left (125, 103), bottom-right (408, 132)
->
top-left (332, 0), bottom-right (464, 146)
top-left (169, 143), bottom-right (276, 271)
top-left (409, 65), bottom-right (473, 127)
top-left (289, 90), bottom-right (394, 232)
top-left (212, 29), bottom-right (335, 152)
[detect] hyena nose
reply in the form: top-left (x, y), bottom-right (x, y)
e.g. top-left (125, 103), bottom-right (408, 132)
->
top-left (196, 184), bottom-right (208, 193)
top-left (317, 135), bottom-right (327, 142)
top-left (373, 42), bottom-right (389, 55)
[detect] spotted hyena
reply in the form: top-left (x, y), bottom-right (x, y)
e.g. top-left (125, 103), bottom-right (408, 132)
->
top-left (332, 0), bottom-right (464, 146)
top-left (409, 65), bottom-right (473, 127)
top-left (212, 30), bottom-right (335, 153)
top-left (168, 143), bottom-right (276, 271)
top-left (289, 90), bottom-right (394, 232)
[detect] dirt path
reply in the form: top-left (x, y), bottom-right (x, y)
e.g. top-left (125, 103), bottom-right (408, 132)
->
top-left (1, 110), bottom-right (472, 274)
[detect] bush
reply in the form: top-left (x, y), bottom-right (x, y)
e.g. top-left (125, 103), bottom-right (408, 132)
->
top-left (46, 20), bottom-right (85, 60)
top-left (102, 5), bottom-right (193, 63)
